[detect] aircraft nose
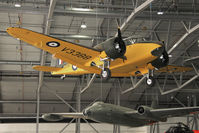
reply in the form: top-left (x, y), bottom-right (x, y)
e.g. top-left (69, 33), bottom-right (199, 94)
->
top-left (151, 46), bottom-right (165, 57)
top-left (83, 108), bottom-right (92, 117)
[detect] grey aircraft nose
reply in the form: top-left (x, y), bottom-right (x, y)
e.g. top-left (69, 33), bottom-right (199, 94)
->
top-left (83, 108), bottom-right (92, 117)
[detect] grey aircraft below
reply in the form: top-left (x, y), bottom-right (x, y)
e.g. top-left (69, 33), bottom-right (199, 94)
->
top-left (42, 102), bottom-right (199, 127)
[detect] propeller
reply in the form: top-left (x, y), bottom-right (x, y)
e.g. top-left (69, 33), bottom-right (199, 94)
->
top-left (117, 27), bottom-right (122, 39)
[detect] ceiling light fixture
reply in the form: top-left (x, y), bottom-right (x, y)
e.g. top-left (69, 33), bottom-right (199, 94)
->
top-left (15, 3), bottom-right (21, 7)
top-left (157, 11), bottom-right (164, 15)
top-left (168, 55), bottom-right (172, 58)
top-left (81, 23), bottom-right (87, 29)
top-left (198, 40), bottom-right (199, 47)
top-left (73, 8), bottom-right (91, 12)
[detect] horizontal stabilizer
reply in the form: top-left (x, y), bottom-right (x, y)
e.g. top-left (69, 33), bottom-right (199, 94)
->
top-left (156, 65), bottom-right (192, 73)
top-left (33, 65), bottom-right (62, 72)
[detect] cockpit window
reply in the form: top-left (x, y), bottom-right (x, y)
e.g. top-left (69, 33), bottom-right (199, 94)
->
top-left (92, 102), bottom-right (104, 106)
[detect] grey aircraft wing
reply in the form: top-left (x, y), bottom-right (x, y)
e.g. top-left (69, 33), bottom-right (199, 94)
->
top-left (125, 106), bottom-right (199, 122)
top-left (150, 106), bottom-right (199, 118)
top-left (42, 112), bottom-right (85, 121)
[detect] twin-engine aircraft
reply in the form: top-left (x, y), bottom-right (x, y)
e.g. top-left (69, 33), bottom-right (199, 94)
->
top-left (6, 27), bottom-right (192, 86)
top-left (42, 102), bottom-right (199, 127)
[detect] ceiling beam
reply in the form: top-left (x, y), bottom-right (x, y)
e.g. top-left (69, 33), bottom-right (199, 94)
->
top-left (120, 0), bottom-right (154, 33)
top-left (36, 0), bottom-right (57, 133)
top-left (168, 23), bottom-right (199, 54)
top-left (1, 5), bottom-right (199, 20)
top-left (0, 60), bottom-right (50, 65)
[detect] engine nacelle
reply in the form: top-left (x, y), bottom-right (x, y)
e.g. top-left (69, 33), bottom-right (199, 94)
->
top-left (151, 50), bottom-right (169, 69)
top-left (137, 106), bottom-right (152, 115)
top-left (42, 113), bottom-right (64, 121)
top-left (103, 37), bottom-right (126, 59)
top-left (137, 106), bottom-right (167, 122)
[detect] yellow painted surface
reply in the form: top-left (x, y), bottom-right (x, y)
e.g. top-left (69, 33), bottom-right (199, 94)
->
top-left (33, 66), bottom-right (62, 72)
top-left (156, 65), bottom-right (193, 73)
top-left (7, 27), bottom-right (191, 77)
top-left (85, 43), bottom-right (162, 76)
top-left (52, 64), bottom-right (91, 75)
top-left (7, 27), bottom-right (101, 74)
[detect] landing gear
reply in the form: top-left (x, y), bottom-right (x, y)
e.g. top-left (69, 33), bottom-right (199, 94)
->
top-left (146, 76), bottom-right (155, 87)
top-left (100, 57), bottom-right (112, 80)
top-left (101, 68), bottom-right (111, 80)
top-left (61, 75), bottom-right (66, 80)
top-left (146, 70), bottom-right (155, 87)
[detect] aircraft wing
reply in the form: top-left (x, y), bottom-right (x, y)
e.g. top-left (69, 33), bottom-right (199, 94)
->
top-left (156, 65), bottom-right (192, 73)
top-left (42, 113), bottom-right (85, 121)
top-left (125, 106), bottom-right (199, 122)
top-left (7, 27), bottom-right (101, 74)
top-left (151, 106), bottom-right (199, 118)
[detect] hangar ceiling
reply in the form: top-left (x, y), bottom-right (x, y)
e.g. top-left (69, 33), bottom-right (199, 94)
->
top-left (0, 0), bottom-right (199, 126)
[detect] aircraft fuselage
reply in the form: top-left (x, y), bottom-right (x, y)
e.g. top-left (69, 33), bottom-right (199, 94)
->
top-left (91, 42), bottom-right (166, 76)
top-left (84, 102), bottom-right (156, 127)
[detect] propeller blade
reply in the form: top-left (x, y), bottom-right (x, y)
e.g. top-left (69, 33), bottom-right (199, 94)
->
top-left (118, 27), bottom-right (122, 39)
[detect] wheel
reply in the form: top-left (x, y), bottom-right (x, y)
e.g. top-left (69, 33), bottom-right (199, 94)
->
top-left (101, 68), bottom-right (111, 80)
top-left (146, 76), bottom-right (155, 87)
top-left (61, 75), bottom-right (65, 80)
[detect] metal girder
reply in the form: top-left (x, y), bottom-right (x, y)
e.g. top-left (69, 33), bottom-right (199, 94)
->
top-left (42, 83), bottom-right (77, 112)
top-left (171, 96), bottom-right (186, 107)
top-left (1, 5), bottom-right (199, 20)
top-left (113, 79), bottom-right (121, 133)
top-left (122, 75), bottom-right (146, 94)
top-left (138, 12), bottom-right (199, 21)
top-left (59, 119), bottom-right (75, 133)
top-left (150, 123), bottom-right (160, 133)
top-left (0, 116), bottom-right (42, 119)
top-left (55, 1), bottom-right (135, 10)
top-left (184, 56), bottom-right (199, 63)
top-left (119, 0), bottom-right (154, 33)
top-left (52, 33), bottom-right (106, 40)
top-left (170, 39), bottom-right (199, 64)
top-left (0, 100), bottom-right (90, 104)
top-left (0, 6), bottom-right (128, 18)
top-left (83, 119), bottom-right (99, 133)
top-left (81, 74), bottom-right (96, 94)
top-left (159, 74), bottom-right (199, 95)
top-left (0, 72), bottom-right (2, 113)
top-left (76, 78), bottom-right (81, 133)
top-left (45, 0), bottom-right (57, 34)
top-left (0, 30), bottom-right (107, 40)
top-left (157, 25), bottom-right (199, 95)
top-left (0, 1), bottom-right (135, 10)
top-left (181, 21), bottom-right (189, 33)
top-left (69, 79), bottom-right (80, 112)
top-left (151, 20), bottom-right (162, 40)
top-left (36, 0), bottom-right (57, 133)
top-left (166, 20), bottom-right (171, 50)
top-left (0, 60), bottom-right (50, 65)
top-left (193, 95), bottom-right (198, 130)
top-left (168, 23), bottom-right (199, 54)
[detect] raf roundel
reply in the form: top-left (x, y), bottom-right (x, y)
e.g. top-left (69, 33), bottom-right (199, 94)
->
top-left (46, 41), bottom-right (60, 47)
top-left (72, 65), bottom-right (78, 71)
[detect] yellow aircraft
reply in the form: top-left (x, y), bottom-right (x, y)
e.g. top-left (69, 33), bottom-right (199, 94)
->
top-left (6, 27), bottom-right (192, 87)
